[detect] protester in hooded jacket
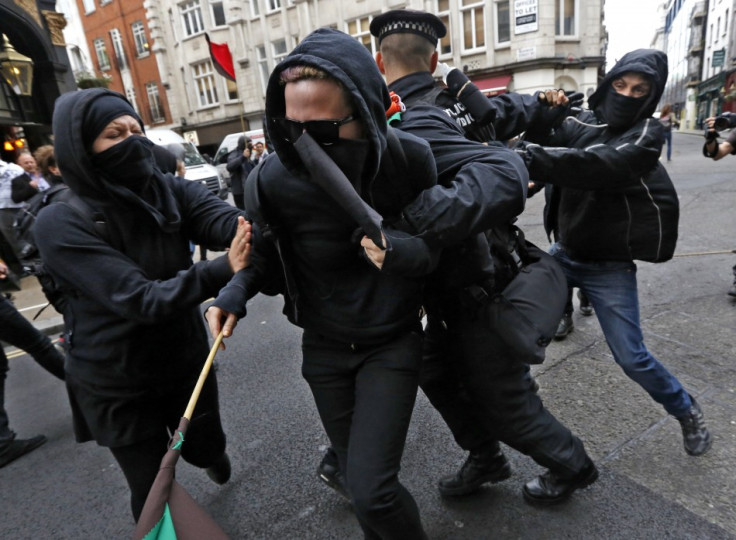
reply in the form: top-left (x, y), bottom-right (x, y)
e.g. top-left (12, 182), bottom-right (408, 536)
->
top-left (206, 29), bottom-right (438, 539)
top-left (226, 135), bottom-right (254, 210)
top-left (516, 49), bottom-right (712, 457)
top-left (34, 88), bottom-right (251, 521)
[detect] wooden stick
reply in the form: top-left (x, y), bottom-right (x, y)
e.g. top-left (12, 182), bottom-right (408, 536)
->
top-left (673, 249), bottom-right (736, 258)
top-left (184, 331), bottom-right (224, 421)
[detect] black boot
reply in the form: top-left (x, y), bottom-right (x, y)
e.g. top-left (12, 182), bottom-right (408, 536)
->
top-left (578, 290), bottom-right (593, 316)
top-left (677, 394), bottom-right (712, 456)
top-left (522, 457), bottom-right (598, 505)
top-left (0, 435), bottom-right (47, 468)
top-left (317, 448), bottom-right (350, 501)
top-left (728, 282), bottom-right (736, 298)
top-left (205, 452), bottom-right (231, 484)
top-left (554, 313), bottom-right (574, 340)
top-left (438, 443), bottom-right (512, 497)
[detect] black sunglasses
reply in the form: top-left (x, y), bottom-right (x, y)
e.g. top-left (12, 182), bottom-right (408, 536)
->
top-left (272, 115), bottom-right (357, 145)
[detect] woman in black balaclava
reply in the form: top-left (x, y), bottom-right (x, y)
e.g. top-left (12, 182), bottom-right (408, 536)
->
top-left (34, 88), bottom-right (251, 522)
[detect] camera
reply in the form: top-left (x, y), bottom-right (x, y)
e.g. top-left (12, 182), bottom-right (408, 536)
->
top-left (713, 112), bottom-right (736, 131)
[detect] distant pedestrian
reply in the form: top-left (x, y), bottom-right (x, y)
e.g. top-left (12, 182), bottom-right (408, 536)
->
top-left (658, 104), bottom-right (678, 162)
top-left (226, 136), bottom-right (255, 210)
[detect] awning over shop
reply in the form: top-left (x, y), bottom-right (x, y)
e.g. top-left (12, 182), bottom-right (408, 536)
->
top-left (471, 74), bottom-right (512, 96)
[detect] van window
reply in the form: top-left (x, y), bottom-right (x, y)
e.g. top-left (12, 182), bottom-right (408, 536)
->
top-left (214, 146), bottom-right (229, 165)
top-left (166, 142), bottom-right (207, 166)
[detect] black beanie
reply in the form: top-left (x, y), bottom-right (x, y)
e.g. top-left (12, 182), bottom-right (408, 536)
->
top-left (82, 93), bottom-right (143, 150)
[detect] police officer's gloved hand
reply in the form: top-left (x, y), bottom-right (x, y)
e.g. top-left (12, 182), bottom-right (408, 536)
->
top-left (436, 62), bottom-right (455, 85)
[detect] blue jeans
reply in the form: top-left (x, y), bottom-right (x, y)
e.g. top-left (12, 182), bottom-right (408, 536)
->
top-left (664, 129), bottom-right (672, 161)
top-left (550, 244), bottom-right (691, 417)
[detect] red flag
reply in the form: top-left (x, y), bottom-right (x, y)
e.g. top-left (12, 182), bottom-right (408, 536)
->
top-left (205, 34), bottom-right (236, 82)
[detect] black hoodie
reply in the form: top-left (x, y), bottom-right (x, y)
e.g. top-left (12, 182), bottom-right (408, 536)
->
top-left (35, 88), bottom-right (242, 389)
top-left (522, 49), bottom-right (678, 263)
top-left (214, 29), bottom-right (437, 344)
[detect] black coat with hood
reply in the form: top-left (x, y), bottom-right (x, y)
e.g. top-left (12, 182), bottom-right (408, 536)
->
top-left (521, 49), bottom-right (678, 263)
top-left (35, 89), bottom-right (243, 389)
top-left (212, 29), bottom-right (437, 344)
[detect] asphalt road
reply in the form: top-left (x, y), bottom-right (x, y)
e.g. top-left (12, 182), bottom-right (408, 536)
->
top-left (1, 132), bottom-right (735, 539)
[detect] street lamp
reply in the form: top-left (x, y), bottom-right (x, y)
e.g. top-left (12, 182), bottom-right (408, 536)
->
top-left (0, 34), bottom-right (34, 96)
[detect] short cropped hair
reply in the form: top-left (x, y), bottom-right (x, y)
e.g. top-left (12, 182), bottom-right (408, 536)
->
top-left (379, 33), bottom-right (435, 73)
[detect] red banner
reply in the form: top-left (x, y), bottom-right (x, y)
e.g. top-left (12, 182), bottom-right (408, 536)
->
top-left (205, 33), bottom-right (236, 82)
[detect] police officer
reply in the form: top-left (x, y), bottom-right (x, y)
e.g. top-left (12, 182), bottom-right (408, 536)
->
top-left (367, 9), bottom-right (597, 505)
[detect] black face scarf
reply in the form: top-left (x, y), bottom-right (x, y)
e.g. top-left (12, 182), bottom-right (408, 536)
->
top-left (596, 87), bottom-right (649, 130)
top-left (90, 135), bottom-right (156, 193)
top-left (320, 138), bottom-right (370, 191)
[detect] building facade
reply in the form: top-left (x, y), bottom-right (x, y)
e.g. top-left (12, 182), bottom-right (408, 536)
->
top-left (1, 0), bottom-right (76, 162)
top-left (146, 0), bottom-right (605, 154)
top-left (77, 0), bottom-right (172, 127)
top-left (57, 0), bottom-right (95, 79)
top-left (661, 0), bottom-right (707, 129)
top-left (697, 0), bottom-right (735, 119)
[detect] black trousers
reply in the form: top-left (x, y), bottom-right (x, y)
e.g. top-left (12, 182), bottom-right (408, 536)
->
top-left (432, 304), bottom-right (589, 478)
top-left (0, 295), bottom-right (65, 444)
top-left (301, 329), bottom-right (426, 540)
top-left (419, 316), bottom-right (496, 452)
top-left (106, 373), bottom-right (226, 521)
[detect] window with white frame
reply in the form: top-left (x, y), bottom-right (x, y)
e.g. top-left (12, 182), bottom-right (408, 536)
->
top-left (460, 0), bottom-right (485, 52)
top-left (132, 21), bottom-right (149, 57)
top-left (267, 0), bottom-right (281, 12)
top-left (146, 82), bottom-right (165, 122)
top-left (94, 38), bottom-right (111, 70)
top-left (125, 87), bottom-right (139, 114)
top-left (180, 0), bottom-right (205, 37)
top-left (82, 0), bottom-right (95, 13)
top-left (494, 0), bottom-right (510, 46)
top-left (110, 28), bottom-right (128, 70)
top-left (192, 60), bottom-right (219, 107)
top-left (251, 0), bottom-right (260, 17)
top-left (224, 79), bottom-right (238, 101)
top-left (555, 0), bottom-right (577, 37)
top-left (256, 45), bottom-right (268, 94)
top-left (211, 1), bottom-right (226, 27)
top-left (436, 0), bottom-right (452, 56)
top-left (272, 38), bottom-right (288, 63)
top-left (347, 16), bottom-right (376, 56)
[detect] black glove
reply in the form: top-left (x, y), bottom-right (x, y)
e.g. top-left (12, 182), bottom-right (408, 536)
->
top-left (565, 91), bottom-right (584, 110)
top-left (704, 128), bottom-right (719, 142)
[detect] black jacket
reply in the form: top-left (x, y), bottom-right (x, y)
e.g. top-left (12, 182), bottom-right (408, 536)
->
top-left (36, 88), bottom-right (243, 387)
top-left (213, 29), bottom-right (437, 344)
top-left (226, 148), bottom-right (254, 196)
top-left (523, 49), bottom-right (678, 263)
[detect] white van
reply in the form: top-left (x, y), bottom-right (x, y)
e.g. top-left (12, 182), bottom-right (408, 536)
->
top-left (146, 129), bottom-right (228, 199)
top-left (213, 129), bottom-right (267, 183)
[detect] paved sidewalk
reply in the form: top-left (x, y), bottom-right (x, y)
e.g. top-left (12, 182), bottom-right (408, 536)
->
top-left (7, 274), bottom-right (64, 338)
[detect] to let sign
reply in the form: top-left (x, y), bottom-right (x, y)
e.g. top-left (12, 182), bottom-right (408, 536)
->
top-left (515, 0), bottom-right (538, 35)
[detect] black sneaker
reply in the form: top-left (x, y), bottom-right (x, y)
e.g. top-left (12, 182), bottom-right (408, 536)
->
top-left (522, 458), bottom-right (598, 506)
top-left (728, 283), bottom-right (736, 298)
top-left (438, 444), bottom-right (512, 497)
top-left (578, 290), bottom-right (594, 316)
top-left (206, 452), bottom-right (231, 484)
top-left (677, 395), bottom-right (712, 456)
top-left (0, 435), bottom-right (47, 468)
top-left (554, 314), bottom-right (574, 340)
top-left (317, 448), bottom-right (350, 501)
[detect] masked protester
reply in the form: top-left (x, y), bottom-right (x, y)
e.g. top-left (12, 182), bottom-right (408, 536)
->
top-left (516, 49), bottom-right (712, 457)
top-left (226, 135), bottom-right (254, 210)
top-left (206, 29), bottom-right (439, 539)
top-left (34, 88), bottom-right (251, 522)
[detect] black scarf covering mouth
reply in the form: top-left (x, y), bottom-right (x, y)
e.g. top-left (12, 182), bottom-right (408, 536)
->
top-left (596, 87), bottom-right (650, 130)
top-left (80, 92), bottom-right (182, 234)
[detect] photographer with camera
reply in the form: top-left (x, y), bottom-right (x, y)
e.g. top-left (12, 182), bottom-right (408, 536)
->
top-left (703, 112), bottom-right (736, 297)
top-left (226, 135), bottom-right (255, 210)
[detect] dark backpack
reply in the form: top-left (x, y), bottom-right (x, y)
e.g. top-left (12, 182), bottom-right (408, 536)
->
top-left (14, 185), bottom-right (108, 318)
